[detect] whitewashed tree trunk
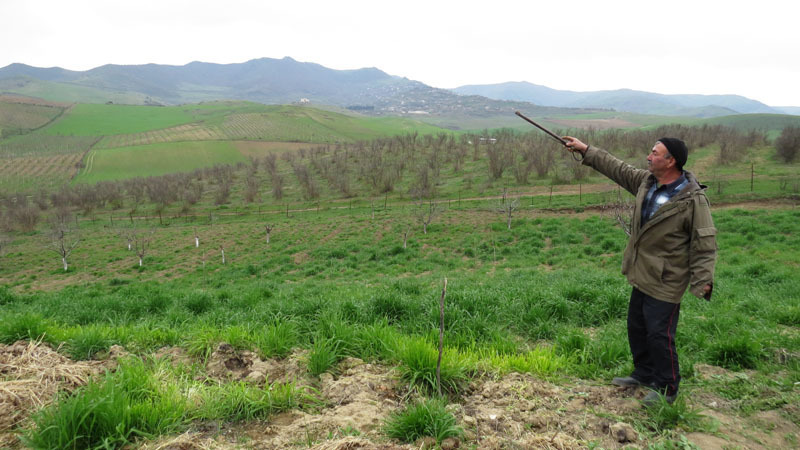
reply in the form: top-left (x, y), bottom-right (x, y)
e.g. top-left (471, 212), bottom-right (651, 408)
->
top-left (195, 237), bottom-right (199, 247)
top-left (221, 249), bottom-right (226, 265)
top-left (62, 257), bottom-right (68, 271)
top-left (139, 257), bottom-right (143, 266)
top-left (266, 233), bottom-right (270, 244)
top-left (127, 243), bottom-right (132, 251)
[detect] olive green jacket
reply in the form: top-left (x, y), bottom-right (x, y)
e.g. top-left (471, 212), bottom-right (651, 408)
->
top-left (582, 146), bottom-right (717, 303)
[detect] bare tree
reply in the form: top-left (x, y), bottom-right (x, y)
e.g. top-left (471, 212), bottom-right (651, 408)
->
top-left (0, 232), bottom-right (10, 267)
top-left (512, 148), bottom-right (536, 185)
top-left (47, 215), bottom-right (80, 271)
top-left (271, 172), bottom-right (284, 200)
top-left (263, 153), bottom-right (278, 174)
top-left (602, 189), bottom-right (634, 236)
top-left (214, 181), bottom-right (232, 205)
top-left (243, 173), bottom-right (260, 203)
top-left (496, 188), bottom-right (520, 230)
top-left (33, 189), bottom-right (50, 210)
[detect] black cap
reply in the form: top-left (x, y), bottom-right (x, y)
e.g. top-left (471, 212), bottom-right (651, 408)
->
top-left (658, 137), bottom-right (688, 170)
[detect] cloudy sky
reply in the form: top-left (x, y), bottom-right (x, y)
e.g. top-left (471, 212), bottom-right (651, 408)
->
top-left (2, 0), bottom-right (798, 106)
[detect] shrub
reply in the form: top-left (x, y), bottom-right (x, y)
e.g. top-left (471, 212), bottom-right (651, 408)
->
top-left (195, 380), bottom-right (307, 422)
top-left (65, 325), bottom-right (114, 360)
top-left (775, 126), bottom-right (800, 163)
top-left (0, 313), bottom-right (49, 344)
top-left (707, 335), bottom-right (763, 370)
top-left (643, 393), bottom-right (707, 432)
top-left (383, 397), bottom-right (462, 444)
top-left (306, 337), bottom-right (341, 376)
top-left (255, 318), bottom-right (299, 359)
top-left (395, 337), bottom-right (470, 395)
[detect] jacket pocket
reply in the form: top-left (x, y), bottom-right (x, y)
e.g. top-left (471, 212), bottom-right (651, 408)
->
top-left (693, 227), bottom-right (718, 252)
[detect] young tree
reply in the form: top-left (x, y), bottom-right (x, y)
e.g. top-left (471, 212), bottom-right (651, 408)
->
top-left (132, 228), bottom-right (156, 267)
top-left (401, 219), bottom-right (412, 249)
top-left (413, 196), bottom-right (441, 235)
top-left (264, 224), bottom-right (274, 244)
top-left (194, 227), bottom-right (200, 248)
top-left (496, 188), bottom-right (520, 230)
top-left (47, 215), bottom-right (80, 271)
top-left (116, 226), bottom-right (134, 251)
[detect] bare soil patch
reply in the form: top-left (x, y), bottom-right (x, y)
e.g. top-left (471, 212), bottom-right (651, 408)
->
top-left (2, 341), bottom-right (798, 449)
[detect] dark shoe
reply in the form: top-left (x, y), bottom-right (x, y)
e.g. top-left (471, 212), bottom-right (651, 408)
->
top-left (642, 390), bottom-right (677, 407)
top-left (611, 376), bottom-right (647, 387)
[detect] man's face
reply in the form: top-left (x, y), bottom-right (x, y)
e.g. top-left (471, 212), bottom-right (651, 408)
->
top-left (647, 142), bottom-right (674, 176)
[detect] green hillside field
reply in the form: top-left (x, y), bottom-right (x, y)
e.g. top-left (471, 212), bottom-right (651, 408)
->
top-left (78, 141), bottom-right (248, 183)
top-left (1, 96), bottom-right (799, 448)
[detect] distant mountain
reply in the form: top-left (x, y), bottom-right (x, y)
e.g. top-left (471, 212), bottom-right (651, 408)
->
top-left (0, 58), bottom-right (592, 129)
top-left (452, 81), bottom-right (780, 117)
top-left (1, 59), bottom-right (790, 126)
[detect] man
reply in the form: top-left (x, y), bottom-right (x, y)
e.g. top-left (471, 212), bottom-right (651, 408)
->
top-left (562, 136), bottom-right (717, 406)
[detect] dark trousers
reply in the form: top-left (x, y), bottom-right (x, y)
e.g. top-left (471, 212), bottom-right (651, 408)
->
top-left (628, 288), bottom-right (681, 395)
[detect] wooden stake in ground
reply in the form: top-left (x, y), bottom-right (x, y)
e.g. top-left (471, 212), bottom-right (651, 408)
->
top-left (437, 277), bottom-right (448, 397)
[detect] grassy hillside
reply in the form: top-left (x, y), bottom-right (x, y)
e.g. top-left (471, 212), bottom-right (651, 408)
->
top-left (1, 198), bottom-right (798, 448)
top-left (0, 100), bottom-right (447, 190)
top-left (79, 141), bottom-right (247, 183)
top-left (0, 96), bottom-right (66, 136)
top-left (45, 103), bottom-right (207, 136)
top-left (0, 76), bottom-right (154, 105)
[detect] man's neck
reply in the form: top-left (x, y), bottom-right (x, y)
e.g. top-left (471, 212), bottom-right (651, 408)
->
top-left (656, 170), bottom-right (682, 186)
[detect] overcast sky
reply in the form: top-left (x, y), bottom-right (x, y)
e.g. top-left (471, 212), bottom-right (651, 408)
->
top-left (2, 0), bottom-right (798, 106)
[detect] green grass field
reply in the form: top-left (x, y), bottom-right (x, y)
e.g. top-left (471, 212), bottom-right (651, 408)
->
top-left (45, 103), bottom-right (214, 136)
top-left (1, 203), bottom-right (798, 448)
top-left (78, 141), bottom-right (247, 183)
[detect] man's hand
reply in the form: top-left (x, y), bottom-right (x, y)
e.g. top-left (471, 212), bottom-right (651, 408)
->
top-left (702, 283), bottom-right (713, 300)
top-left (563, 136), bottom-right (589, 154)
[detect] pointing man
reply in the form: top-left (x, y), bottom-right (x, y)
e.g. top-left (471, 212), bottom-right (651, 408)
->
top-left (562, 136), bottom-right (717, 406)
